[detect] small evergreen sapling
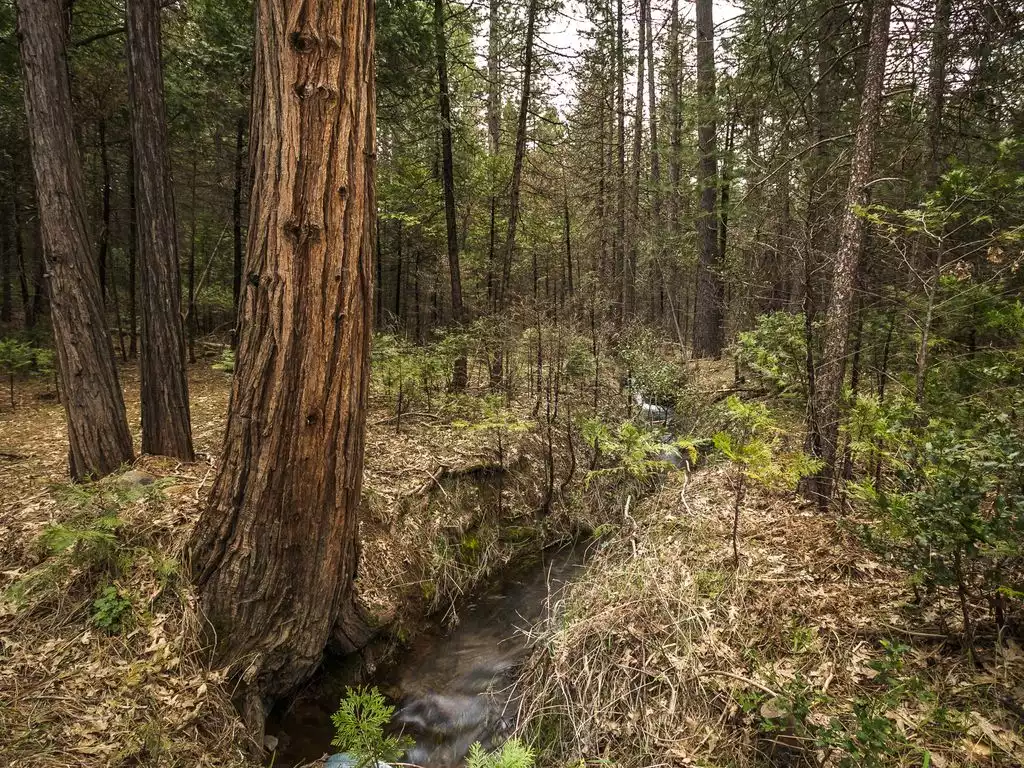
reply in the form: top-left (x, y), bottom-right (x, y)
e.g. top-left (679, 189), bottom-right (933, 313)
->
top-left (714, 397), bottom-right (821, 565)
top-left (331, 686), bottom-right (412, 768)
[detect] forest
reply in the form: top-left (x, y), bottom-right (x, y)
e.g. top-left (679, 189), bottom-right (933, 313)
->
top-left (1, 0), bottom-right (1023, 766)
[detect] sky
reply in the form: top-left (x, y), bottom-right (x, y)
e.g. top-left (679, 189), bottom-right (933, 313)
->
top-left (526, 0), bottom-right (746, 113)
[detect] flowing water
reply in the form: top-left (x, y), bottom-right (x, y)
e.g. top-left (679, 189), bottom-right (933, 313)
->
top-left (273, 544), bottom-right (588, 767)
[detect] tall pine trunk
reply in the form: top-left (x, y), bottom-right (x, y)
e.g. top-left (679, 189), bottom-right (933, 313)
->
top-left (16, 0), bottom-right (133, 479)
top-left (189, 0), bottom-right (376, 737)
top-left (692, 0), bottom-right (724, 357)
top-left (811, 0), bottom-right (892, 504)
top-left (127, 0), bottom-right (194, 461)
top-left (434, 0), bottom-right (467, 390)
top-left (499, 0), bottom-right (537, 309)
top-left (626, 0), bottom-right (645, 320)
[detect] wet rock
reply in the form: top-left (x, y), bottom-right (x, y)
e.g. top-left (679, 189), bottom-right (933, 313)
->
top-left (325, 754), bottom-right (392, 768)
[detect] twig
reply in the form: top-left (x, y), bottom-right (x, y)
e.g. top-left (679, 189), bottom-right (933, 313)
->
top-left (695, 670), bottom-right (780, 698)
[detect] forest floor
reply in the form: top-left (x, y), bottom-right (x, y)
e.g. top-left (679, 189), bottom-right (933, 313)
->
top-left (2, 359), bottom-right (1023, 767)
top-left (519, 464), bottom-right (1024, 767)
top-left (0, 359), bottom-right (593, 767)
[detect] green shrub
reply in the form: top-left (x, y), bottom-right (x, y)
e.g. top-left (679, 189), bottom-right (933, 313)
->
top-left (735, 311), bottom-right (809, 401)
top-left (331, 686), bottom-right (412, 768)
top-left (466, 739), bottom-right (534, 768)
top-left (92, 584), bottom-right (133, 633)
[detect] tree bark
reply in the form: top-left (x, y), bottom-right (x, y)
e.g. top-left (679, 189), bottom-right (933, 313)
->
top-left (499, 0), bottom-right (537, 310)
top-left (97, 119), bottom-right (111, 305)
top-left (127, 0), bottom-right (194, 461)
top-left (434, 0), bottom-right (466, 390)
top-left (626, 0), bottom-right (645, 320)
top-left (232, 116), bottom-right (245, 349)
top-left (692, 0), bottom-right (724, 357)
top-left (811, 0), bottom-right (892, 504)
top-left (15, 0), bottom-right (134, 480)
top-left (189, 0), bottom-right (376, 735)
top-left (614, 0), bottom-right (625, 325)
top-left (485, 0), bottom-right (500, 317)
top-left (127, 146), bottom-right (138, 358)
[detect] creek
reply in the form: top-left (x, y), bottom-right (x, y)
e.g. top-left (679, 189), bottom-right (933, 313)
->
top-left (271, 544), bottom-right (588, 768)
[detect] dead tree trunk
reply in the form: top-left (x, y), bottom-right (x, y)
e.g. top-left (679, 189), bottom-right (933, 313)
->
top-left (189, 0), bottom-right (376, 738)
top-left (127, 0), bottom-right (194, 461)
top-left (692, 0), bottom-right (724, 357)
top-left (16, 0), bottom-right (133, 479)
top-left (811, 0), bottom-right (892, 504)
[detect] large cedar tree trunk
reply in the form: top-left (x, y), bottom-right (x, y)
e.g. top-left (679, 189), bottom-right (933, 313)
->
top-left (811, 0), bottom-right (892, 504)
top-left (127, 0), bottom-right (194, 460)
top-left (189, 0), bottom-right (376, 734)
top-left (16, 0), bottom-right (134, 480)
top-left (692, 0), bottom-right (725, 357)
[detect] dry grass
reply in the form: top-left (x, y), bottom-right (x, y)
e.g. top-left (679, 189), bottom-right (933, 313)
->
top-left (517, 465), bottom-right (1024, 767)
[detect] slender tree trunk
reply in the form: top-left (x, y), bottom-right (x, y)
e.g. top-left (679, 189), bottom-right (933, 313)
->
top-left (614, 0), bottom-right (626, 325)
top-left (645, 0), bottom-right (662, 321)
top-left (189, 0), bottom-right (376, 738)
top-left (97, 119), bottom-right (111, 305)
top-left (811, 0), bottom-right (892, 504)
top-left (563, 188), bottom-right (573, 300)
top-left (127, 147), bottom-right (138, 359)
top-left (0, 196), bottom-right (10, 323)
top-left (16, 0), bottom-right (133, 479)
top-left (231, 116), bottom-right (245, 349)
top-left (434, 0), bottom-right (466, 391)
top-left (127, 0), bottom-right (194, 461)
top-left (187, 152), bottom-right (198, 364)
top-left (626, 0), bottom-right (645, 321)
top-left (13, 194), bottom-right (33, 328)
top-left (485, 0), bottom-right (500, 317)
top-left (499, 0), bottom-right (537, 309)
top-left (692, 0), bottom-right (724, 357)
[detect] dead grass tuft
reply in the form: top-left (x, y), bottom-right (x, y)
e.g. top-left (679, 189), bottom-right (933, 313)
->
top-left (517, 466), bottom-right (1024, 767)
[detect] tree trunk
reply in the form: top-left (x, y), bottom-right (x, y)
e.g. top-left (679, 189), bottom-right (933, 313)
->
top-left (626, 0), bottom-right (645, 321)
top-left (811, 0), bottom-right (892, 504)
top-left (231, 116), bottom-right (245, 349)
top-left (187, 152), bottom-right (198, 364)
top-left (692, 0), bottom-right (724, 357)
top-left (485, 0), bottom-right (500, 317)
top-left (499, 0), bottom-right (537, 309)
top-left (434, 0), bottom-right (466, 391)
top-left (614, 0), bottom-right (626, 325)
top-left (16, 0), bottom-right (134, 480)
top-left (127, 146), bottom-right (138, 359)
top-left (0, 197), bottom-right (11, 323)
top-left (189, 0), bottom-right (376, 735)
top-left (127, 0), bottom-right (194, 461)
top-left (13, 192), bottom-right (33, 329)
top-left (97, 119), bottom-right (111, 305)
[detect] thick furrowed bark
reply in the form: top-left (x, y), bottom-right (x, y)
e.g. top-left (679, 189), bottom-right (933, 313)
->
top-left (189, 0), bottom-right (376, 735)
